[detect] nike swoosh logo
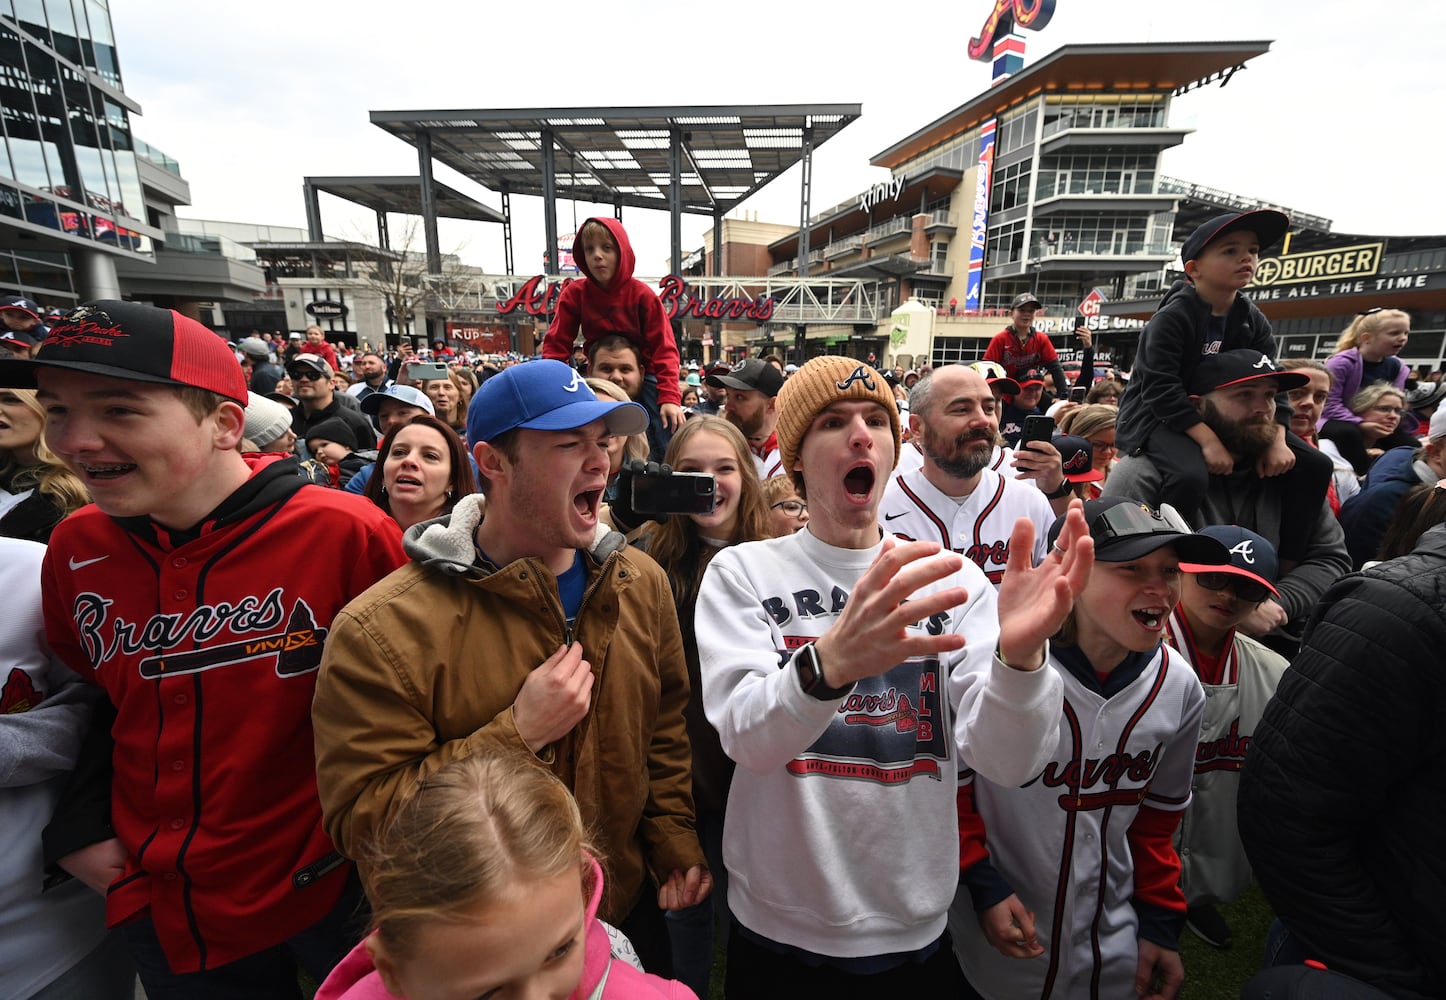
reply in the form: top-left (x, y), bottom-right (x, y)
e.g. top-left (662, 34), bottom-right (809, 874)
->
top-left (68, 555), bottom-right (109, 570)
top-left (883, 511), bottom-right (908, 521)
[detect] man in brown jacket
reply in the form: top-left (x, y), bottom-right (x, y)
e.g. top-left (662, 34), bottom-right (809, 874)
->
top-left (313, 360), bottom-right (707, 975)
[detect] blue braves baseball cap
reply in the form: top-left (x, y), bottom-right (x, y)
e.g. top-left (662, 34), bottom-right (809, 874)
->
top-left (466, 359), bottom-right (647, 445)
top-left (1179, 524), bottom-right (1280, 597)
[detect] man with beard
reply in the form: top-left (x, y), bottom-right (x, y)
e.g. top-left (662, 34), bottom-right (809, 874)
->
top-left (880, 365), bottom-right (1064, 588)
top-left (1106, 350), bottom-right (1348, 639)
top-left (705, 357), bottom-right (786, 478)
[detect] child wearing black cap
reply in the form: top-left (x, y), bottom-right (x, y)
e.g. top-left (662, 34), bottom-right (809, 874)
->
top-left (1164, 525), bottom-right (1290, 952)
top-left (1115, 210), bottom-right (1331, 561)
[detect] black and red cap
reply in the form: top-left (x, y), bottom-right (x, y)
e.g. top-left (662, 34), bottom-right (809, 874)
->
top-left (1180, 210), bottom-right (1290, 266)
top-left (1054, 434), bottom-right (1104, 484)
top-left (0, 300), bottom-right (248, 404)
top-left (1187, 349), bottom-right (1309, 396)
top-left (1018, 368), bottom-right (1048, 388)
top-left (0, 329), bottom-right (39, 352)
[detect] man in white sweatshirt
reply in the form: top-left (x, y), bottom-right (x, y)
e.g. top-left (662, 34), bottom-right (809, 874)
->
top-left (696, 356), bottom-right (1094, 997)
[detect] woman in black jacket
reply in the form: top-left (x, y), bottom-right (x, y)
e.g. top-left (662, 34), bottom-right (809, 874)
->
top-left (1239, 521), bottom-right (1446, 1000)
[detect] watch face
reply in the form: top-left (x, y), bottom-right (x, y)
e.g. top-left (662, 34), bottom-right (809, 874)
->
top-left (796, 644), bottom-right (819, 690)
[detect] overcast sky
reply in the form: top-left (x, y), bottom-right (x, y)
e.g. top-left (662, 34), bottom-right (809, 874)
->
top-left (110, 0), bottom-right (1445, 274)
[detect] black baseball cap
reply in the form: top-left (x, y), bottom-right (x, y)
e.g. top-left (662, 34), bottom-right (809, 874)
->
top-left (1187, 349), bottom-right (1309, 396)
top-left (1179, 524), bottom-right (1280, 597)
top-left (1048, 496), bottom-right (1229, 564)
top-left (1018, 368), bottom-right (1048, 388)
top-left (1054, 435), bottom-right (1103, 484)
top-left (1011, 292), bottom-right (1043, 310)
top-left (1180, 210), bottom-right (1290, 266)
top-left (0, 300), bottom-right (248, 404)
top-left (705, 357), bottom-right (785, 397)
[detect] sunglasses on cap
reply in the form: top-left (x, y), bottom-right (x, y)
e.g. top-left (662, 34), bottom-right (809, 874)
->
top-left (1193, 571), bottom-right (1272, 605)
top-left (1357, 306), bottom-right (1400, 317)
top-left (1091, 501), bottom-right (1193, 543)
top-left (771, 499), bottom-right (807, 517)
top-left (289, 369), bottom-right (327, 381)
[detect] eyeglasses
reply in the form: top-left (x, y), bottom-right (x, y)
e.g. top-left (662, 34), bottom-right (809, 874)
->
top-left (1086, 437), bottom-right (1117, 453)
top-left (1368, 404), bottom-right (1403, 417)
top-left (771, 499), bottom-right (808, 517)
top-left (1193, 571), bottom-right (1272, 605)
top-left (290, 369), bottom-right (327, 381)
top-left (1091, 501), bottom-right (1192, 544)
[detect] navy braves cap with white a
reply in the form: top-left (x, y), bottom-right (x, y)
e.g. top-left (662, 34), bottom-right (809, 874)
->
top-left (1188, 349), bottom-right (1310, 396)
top-left (0, 300), bottom-right (247, 404)
top-left (0, 295), bottom-right (41, 319)
top-left (359, 383), bottom-right (434, 417)
top-left (466, 359), bottom-right (647, 445)
top-left (1179, 524), bottom-right (1280, 597)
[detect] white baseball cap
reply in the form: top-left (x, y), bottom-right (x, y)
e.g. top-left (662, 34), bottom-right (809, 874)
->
top-left (1429, 406), bottom-right (1446, 442)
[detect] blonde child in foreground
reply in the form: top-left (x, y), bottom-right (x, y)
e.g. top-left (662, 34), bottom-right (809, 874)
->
top-left (315, 755), bottom-right (694, 1000)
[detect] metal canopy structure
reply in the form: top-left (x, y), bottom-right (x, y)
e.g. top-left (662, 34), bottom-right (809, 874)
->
top-left (302, 175), bottom-right (504, 253)
top-left (368, 104), bottom-right (862, 278)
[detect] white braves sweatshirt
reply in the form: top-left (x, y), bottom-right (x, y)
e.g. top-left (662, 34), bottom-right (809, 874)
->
top-left (696, 527), bottom-right (1063, 959)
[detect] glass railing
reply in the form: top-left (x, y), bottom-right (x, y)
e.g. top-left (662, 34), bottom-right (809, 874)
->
top-left (1157, 176), bottom-right (1331, 233)
top-left (133, 138), bottom-right (182, 178)
top-left (1035, 176), bottom-right (1159, 199)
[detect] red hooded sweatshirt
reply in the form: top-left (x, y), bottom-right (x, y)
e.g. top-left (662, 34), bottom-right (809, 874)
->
top-left (542, 217), bottom-right (681, 407)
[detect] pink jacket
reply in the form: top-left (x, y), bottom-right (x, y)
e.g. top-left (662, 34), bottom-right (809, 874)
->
top-left (314, 859), bottom-right (694, 1000)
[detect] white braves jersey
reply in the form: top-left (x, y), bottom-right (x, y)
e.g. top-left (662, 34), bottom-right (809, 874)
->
top-left (951, 645), bottom-right (1205, 999)
top-left (1163, 611), bottom-right (1288, 906)
top-left (752, 445), bottom-right (782, 481)
top-left (880, 465), bottom-right (1052, 587)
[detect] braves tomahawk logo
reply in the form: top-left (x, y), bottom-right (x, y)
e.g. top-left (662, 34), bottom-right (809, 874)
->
top-left (1, 668), bottom-right (43, 714)
top-left (73, 588), bottom-right (328, 679)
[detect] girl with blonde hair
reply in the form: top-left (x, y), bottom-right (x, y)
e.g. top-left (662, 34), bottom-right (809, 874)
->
top-left (1321, 308), bottom-right (1414, 472)
top-left (315, 754), bottom-right (692, 1000)
top-left (635, 416), bottom-right (770, 999)
top-left (0, 387), bottom-right (88, 542)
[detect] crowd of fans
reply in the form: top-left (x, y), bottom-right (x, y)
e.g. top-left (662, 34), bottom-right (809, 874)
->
top-left (2, 210), bottom-right (1444, 1000)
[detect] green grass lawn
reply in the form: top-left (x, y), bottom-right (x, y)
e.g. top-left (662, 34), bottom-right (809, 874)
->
top-left (1179, 884), bottom-right (1276, 999)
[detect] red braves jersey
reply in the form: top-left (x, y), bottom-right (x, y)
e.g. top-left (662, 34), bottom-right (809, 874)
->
top-left (982, 328), bottom-right (1059, 380)
top-left (880, 466), bottom-right (1051, 586)
top-left (41, 458), bottom-right (405, 972)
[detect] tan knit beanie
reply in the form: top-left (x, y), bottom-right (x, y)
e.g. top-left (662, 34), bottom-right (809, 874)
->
top-left (776, 356), bottom-right (902, 477)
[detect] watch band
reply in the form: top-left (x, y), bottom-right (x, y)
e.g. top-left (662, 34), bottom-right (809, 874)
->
top-left (1043, 480), bottom-right (1073, 500)
top-left (796, 642), bottom-right (852, 700)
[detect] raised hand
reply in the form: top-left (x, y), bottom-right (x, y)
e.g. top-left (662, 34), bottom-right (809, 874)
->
top-left (812, 538), bottom-right (971, 688)
top-left (996, 501), bottom-right (1094, 669)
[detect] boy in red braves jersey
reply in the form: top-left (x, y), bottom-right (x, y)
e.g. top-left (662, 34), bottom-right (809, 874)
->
top-left (1164, 524), bottom-right (1288, 952)
top-left (0, 301), bottom-right (406, 997)
top-left (982, 292), bottom-right (1068, 396)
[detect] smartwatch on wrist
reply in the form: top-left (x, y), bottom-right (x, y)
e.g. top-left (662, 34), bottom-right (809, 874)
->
top-left (795, 642), bottom-right (852, 700)
top-left (1043, 480), bottom-right (1073, 500)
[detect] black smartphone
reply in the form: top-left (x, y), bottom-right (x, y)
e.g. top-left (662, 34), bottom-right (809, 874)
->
top-left (1069, 386), bottom-right (1088, 404)
top-left (408, 361), bottom-right (449, 381)
top-left (1019, 414), bottom-right (1055, 451)
top-left (631, 471), bottom-right (717, 515)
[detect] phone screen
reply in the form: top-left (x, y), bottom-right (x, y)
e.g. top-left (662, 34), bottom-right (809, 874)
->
top-left (1069, 386), bottom-right (1088, 404)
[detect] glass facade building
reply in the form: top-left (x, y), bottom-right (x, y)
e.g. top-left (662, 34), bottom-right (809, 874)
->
top-left (1, 0), bottom-right (154, 306)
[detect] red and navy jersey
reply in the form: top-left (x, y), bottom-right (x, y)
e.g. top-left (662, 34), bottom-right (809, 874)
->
top-left (41, 456), bottom-right (405, 973)
top-left (983, 328), bottom-right (1060, 381)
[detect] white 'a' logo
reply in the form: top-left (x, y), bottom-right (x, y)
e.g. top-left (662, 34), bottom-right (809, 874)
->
top-left (1228, 539), bottom-right (1256, 563)
top-left (1251, 355), bottom-right (1277, 370)
top-left (561, 369), bottom-right (587, 393)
